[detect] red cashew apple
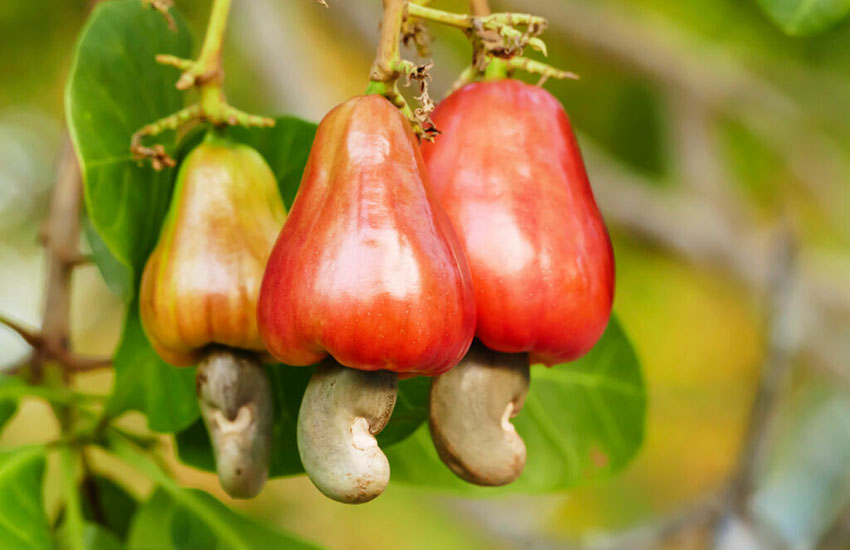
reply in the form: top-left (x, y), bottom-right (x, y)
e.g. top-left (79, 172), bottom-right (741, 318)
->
top-left (421, 79), bottom-right (615, 485)
top-left (258, 94), bottom-right (475, 503)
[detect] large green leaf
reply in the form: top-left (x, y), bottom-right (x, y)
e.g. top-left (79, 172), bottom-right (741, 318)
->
top-left (66, 0), bottom-right (191, 277)
top-left (176, 367), bottom-right (430, 477)
top-left (109, 432), bottom-right (319, 549)
top-left (0, 447), bottom-right (51, 549)
top-left (107, 300), bottom-right (199, 433)
top-left (378, 375), bottom-right (431, 447)
top-left (756, 0), bottom-right (850, 35)
top-left (386, 315), bottom-right (647, 493)
top-left (126, 488), bottom-right (319, 550)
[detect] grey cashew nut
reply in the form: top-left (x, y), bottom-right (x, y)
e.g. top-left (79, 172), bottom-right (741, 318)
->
top-left (297, 358), bottom-right (398, 504)
top-left (428, 343), bottom-right (530, 486)
top-left (196, 347), bottom-right (273, 499)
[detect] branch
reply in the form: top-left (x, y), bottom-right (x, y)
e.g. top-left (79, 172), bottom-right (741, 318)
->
top-left (0, 137), bottom-right (112, 379)
top-left (34, 137), bottom-right (84, 378)
top-left (709, 230), bottom-right (798, 548)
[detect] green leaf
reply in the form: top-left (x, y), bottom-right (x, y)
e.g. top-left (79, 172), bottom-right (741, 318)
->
top-left (66, 0), bottom-right (192, 277)
top-left (386, 315), bottom-right (647, 493)
top-left (83, 524), bottom-right (123, 550)
top-left (112, 432), bottom-right (320, 549)
top-left (80, 476), bottom-right (137, 541)
top-left (127, 487), bottom-right (320, 550)
top-left (0, 446), bottom-right (51, 549)
top-left (378, 375), bottom-right (431, 447)
top-left (125, 489), bottom-right (172, 549)
top-left (175, 366), bottom-right (430, 478)
top-left (107, 300), bottom-right (199, 433)
top-left (223, 118), bottom-right (317, 208)
top-left (756, 0), bottom-right (850, 35)
top-left (57, 446), bottom-right (85, 550)
top-left (83, 217), bottom-right (132, 302)
top-left (0, 375), bottom-right (25, 433)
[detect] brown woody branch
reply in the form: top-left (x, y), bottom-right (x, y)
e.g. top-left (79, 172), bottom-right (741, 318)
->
top-left (2, 136), bottom-right (111, 381)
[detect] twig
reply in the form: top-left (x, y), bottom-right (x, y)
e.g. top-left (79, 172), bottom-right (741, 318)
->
top-left (710, 228), bottom-right (798, 548)
top-left (469, 0), bottom-right (490, 17)
top-left (142, 0), bottom-right (176, 31)
top-left (0, 136), bottom-right (111, 380)
top-left (34, 137), bottom-right (84, 379)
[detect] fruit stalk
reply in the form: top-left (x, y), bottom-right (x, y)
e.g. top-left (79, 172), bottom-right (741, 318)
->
top-left (469, 0), bottom-right (490, 17)
top-left (131, 0), bottom-right (273, 167)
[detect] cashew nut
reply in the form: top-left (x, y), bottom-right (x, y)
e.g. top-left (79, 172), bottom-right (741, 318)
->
top-left (428, 343), bottom-right (530, 486)
top-left (297, 358), bottom-right (398, 504)
top-left (196, 347), bottom-right (273, 499)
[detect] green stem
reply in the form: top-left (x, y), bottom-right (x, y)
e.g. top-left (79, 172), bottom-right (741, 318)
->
top-left (407, 3), bottom-right (544, 31)
top-left (133, 0), bottom-right (272, 167)
top-left (505, 56), bottom-right (579, 82)
top-left (368, 0), bottom-right (407, 86)
top-left (196, 0), bottom-right (231, 78)
top-left (484, 57), bottom-right (508, 80)
top-left (59, 445), bottom-right (84, 550)
top-left (366, 0), bottom-right (436, 138)
top-left (406, 4), bottom-right (547, 56)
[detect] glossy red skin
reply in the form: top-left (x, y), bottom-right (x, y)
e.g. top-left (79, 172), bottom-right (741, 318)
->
top-left (258, 95), bottom-right (475, 376)
top-left (421, 80), bottom-right (614, 365)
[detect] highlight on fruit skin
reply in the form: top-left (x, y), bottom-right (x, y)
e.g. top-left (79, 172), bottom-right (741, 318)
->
top-left (140, 132), bottom-right (286, 367)
top-left (257, 94), bottom-right (476, 504)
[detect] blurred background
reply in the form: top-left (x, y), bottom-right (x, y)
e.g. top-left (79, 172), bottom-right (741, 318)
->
top-left (2, 0), bottom-right (850, 548)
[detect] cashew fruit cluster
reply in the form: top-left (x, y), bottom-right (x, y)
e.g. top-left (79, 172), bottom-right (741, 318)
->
top-left (140, 80), bottom-right (612, 504)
